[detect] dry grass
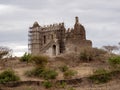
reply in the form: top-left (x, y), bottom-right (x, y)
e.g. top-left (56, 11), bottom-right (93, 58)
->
top-left (0, 54), bottom-right (109, 80)
top-left (0, 53), bottom-right (119, 90)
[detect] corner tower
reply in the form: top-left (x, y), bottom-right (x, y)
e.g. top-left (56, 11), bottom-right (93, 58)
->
top-left (74, 16), bottom-right (86, 40)
top-left (28, 21), bottom-right (41, 55)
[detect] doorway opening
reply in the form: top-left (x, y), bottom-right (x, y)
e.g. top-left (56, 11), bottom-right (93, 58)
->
top-left (52, 45), bottom-right (56, 56)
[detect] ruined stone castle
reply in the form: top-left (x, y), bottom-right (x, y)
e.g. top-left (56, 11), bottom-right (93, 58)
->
top-left (28, 17), bottom-right (92, 56)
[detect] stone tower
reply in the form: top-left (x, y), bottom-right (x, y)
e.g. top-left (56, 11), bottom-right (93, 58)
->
top-left (74, 16), bottom-right (86, 40)
top-left (28, 22), bottom-right (41, 55)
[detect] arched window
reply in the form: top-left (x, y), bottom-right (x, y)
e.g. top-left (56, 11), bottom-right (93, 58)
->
top-left (51, 35), bottom-right (53, 40)
top-left (44, 35), bottom-right (46, 44)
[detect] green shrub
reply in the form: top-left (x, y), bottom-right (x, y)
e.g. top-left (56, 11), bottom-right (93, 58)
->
top-left (25, 67), bottom-right (45, 77)
top-left (89, 69), bottom-right (111, 84)
top-left (42, 69), bottom-right (58, 80)
top-left (59, 65), bottom-right (69, 72)
top-left (0, 69), bottom-right (20, 83)
top-left (43, 80), bottom-right (52, 88)
top-left (20, 52), bottom-right (31, 63)
top-left (33, 67), bottom-right (45, 77)
top-left (30, 55), bottom-right (48, 68)
top-left (25, 67), bottom-right (58, 80)
top-left (64, 70), bottom-right (77, 79)
top-left (89, 74), bottom-right (111, 84)
top-left (94, 68), bottom-right (108, 75)
top-left (56, 81), bottom-right (67, 88)
top-left (108, 56), bottom-right (120, 69)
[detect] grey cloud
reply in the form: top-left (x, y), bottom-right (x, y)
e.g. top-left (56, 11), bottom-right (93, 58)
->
top-left (0, 29), bottom-right (27, 45)
top-left (0, 0), bottom-right (55, 10)
top-left (0, 0), bottom-right (120, 56)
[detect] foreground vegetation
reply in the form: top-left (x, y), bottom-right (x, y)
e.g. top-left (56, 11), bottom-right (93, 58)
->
top-left (0, 46), bottom-right (120, 89)
top-left (0, 69), bottom-right (20, 83)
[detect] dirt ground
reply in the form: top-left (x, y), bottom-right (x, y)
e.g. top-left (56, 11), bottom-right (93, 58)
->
top-left (1, 78), bottom-right (120, 90)
top-left (0, 57), bottom-right (97, 81)
top-left (0, 56), bottom-right (119, 90)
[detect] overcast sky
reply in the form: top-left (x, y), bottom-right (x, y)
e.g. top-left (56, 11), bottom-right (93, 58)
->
top-left (0, 0), bottom-right (120, 56)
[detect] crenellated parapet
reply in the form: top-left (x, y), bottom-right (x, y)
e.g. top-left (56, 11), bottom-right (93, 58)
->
top-left (39, 22), bottom-right (65, 31)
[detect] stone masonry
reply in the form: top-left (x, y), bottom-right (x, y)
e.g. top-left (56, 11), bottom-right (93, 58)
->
top-left (28, 17), bottom-right (92, 56)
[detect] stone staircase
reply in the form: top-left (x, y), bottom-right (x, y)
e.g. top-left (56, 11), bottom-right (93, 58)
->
top-left (40, 40), bottom-right (57, 53)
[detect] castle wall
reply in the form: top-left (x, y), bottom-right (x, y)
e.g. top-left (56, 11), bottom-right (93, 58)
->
top-left (65, 39), bottom-right (92, 53)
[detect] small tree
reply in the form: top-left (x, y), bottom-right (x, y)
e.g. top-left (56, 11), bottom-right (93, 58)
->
top-left (102, 45), bottom-right (118, 54)
top-left (0, 46), bottom-right (12, 59)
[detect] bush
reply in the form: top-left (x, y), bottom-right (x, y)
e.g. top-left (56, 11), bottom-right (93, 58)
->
top-left (20, 52), bottom-right (31, 63)
top-left (30, 55), bottom-right (48, 68)
top-left (79, 48), bottom-right (94, 61)
top-left (42, 69), bottom-right (58, 80)
top-left (59, 65), bottom-right (69, 72)
top-left (94, 68), bottom-right (108, 75)
top-left (43, 80), bottom-right (52, 88)
top-left (79, 47), bottom-right (107, 62)
top-left (56, 81), bottom-right (67, 88)
top-left (25, 67), bottom-right (44, 77)
top-left (89, 69), bottom-right (111, 84)
top-left (32, 67), bottom-right (45, 77)
top-left (64, 70), bottom-right (77, 79)
top-left (25, 67), bottom-right (58, 80)
top-left (89, 74), bottom-right (111, 84)
top-left (0, 69), bottom-right (20, 83)
top-left (108, 56), bottom-right (120, 69)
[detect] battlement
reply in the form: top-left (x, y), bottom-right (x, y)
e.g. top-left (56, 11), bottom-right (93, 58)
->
top-left (30, 22), bottom-right (65, 31)
top-left (42, 23), bottom-right (64, 31)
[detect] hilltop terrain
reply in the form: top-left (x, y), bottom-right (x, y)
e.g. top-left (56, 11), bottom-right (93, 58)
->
top-left (0, 48), bottom-right (120, 90)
